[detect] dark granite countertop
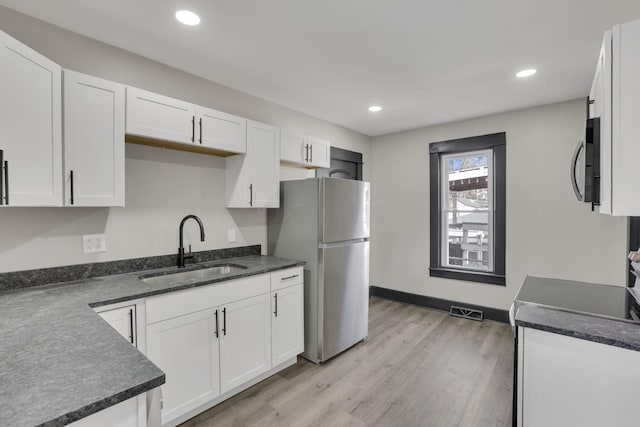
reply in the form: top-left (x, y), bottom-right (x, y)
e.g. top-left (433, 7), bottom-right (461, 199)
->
top-left (0, 255), bottom-right (304, 427)
top-left (514, 275), bottom-right (640, 352)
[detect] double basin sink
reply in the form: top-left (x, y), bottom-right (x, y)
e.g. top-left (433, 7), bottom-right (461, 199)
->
top-left (140, 263), bottom-right (248, 287)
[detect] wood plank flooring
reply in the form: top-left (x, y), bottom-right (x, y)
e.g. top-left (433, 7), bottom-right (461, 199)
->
top-left (180, 296), bottom-right (514, 427)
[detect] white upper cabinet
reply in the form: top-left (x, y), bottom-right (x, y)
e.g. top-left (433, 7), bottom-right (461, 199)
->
top-left (125, 86), bottom-right (247, 155)
top-left (126, 87), bottom-right (195, 145)
top-left (593, 19), bottom-right (640, 215)
top-left (195, 106), bottom-right (246, 154)
top-left (280, 129), bottom-right (330, 168)
top-left (280, 130), bottom-right (306, 164)
top-left (226, 120), bottom-right (280, 208)
top-left (64, 70), bottom-right (125, 206)
top-left (307, 136), bottom-right (330, 168)
top-left (0, 29), bottom-right (62, 206)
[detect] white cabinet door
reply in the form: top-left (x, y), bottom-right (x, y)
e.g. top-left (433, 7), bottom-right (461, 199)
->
top-left (125, 87), bottom-right (195, 145)
top-left (195, 106), bottom-right (246, 154)
top-left (280, 130), bottom-right (307, 164)
top-left (280, 129), bottom-right (330, 168)
top-left (307, 136), bottom-right (330, 168)
top-left (69, 395), bottom-right (146, 427)
top-left (609, 21), bottom-right (640, 215)
top-left (226, 120), bottom-right (280, 208)
top-left (518, 327), bottom-right (640, 427)
top-left (64, 70), bottom-right (125, 206)
top-left (146, 309), bottom-right (220, 426)
top-left (0, 30), bottom-right (62, 206)
top-left (250, 121), bottom-right (280, 207)
top-left (219, 293), bottom-right (271, 394)
top-left (271, 284), bottom-right (304, 366)
top-left (98, 305), bottom-right (136, 347)
top-left (592, 20), bottom-right (640, 216)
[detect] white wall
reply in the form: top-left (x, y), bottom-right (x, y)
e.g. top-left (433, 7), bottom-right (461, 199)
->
top-left (0, 7), bottom-right (371, 273)
top-left (370, 99), bottom-right (628, 310)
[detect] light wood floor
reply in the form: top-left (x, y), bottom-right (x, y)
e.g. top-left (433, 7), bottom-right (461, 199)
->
top-left (180, 296), bottom-right (514, 427)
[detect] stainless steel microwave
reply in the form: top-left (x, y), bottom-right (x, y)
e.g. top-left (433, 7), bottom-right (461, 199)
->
top-left (570, 116), bottom-right (600, 210)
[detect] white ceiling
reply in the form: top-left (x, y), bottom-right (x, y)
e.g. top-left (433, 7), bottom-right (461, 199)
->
top-left (2, 0), bottom-right (640, 137)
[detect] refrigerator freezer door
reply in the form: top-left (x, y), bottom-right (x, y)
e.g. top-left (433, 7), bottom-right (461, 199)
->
top-left (321, 179), bottom-right (370, 243)
top-left (319, 240), bottom-right (369, 361)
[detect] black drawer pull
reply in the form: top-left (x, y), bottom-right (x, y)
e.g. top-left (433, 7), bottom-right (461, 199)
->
top-left (128, 308), bottom-right (135, 345)
top-left (274, 293), bottom-right (278, 317)
top-left (0, 150), bottom-right (3, 205)
top-left (214, 309), bottom-right (219, 338)
top-left (3, 159), bottom-right (8, 205)
top-left (222, 307), bottom-right (227, 336)
top-left (281, 274), bottom-right (299, 281)
top-left (70, 170), bottom-right (74, 205)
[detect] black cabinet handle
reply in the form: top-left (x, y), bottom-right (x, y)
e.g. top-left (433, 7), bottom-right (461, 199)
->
top-left (214, 309), bottom-right (219, 338)
top-left (274, 293), bottom-right (278, 317)
top-left (191, 116), bottom-right (195, 142)
top-left (0, 150), bottom-right (3, 205)
top-left (222, 307), bottom-right (227, 336)
top-left (3, 159), bottom-right (8, 205)
top-left (281, 274), bottom-right (299, 281)
top-left (310, 145), bottom-right (313, 163)
top-left (199, 118), bottom-right (203, 144)
top-left (249, 184), bottom-right (253, 207)
top-left (128, 308), bottom-right (135, 345)
top-left (69, 170), bottom-right (74, 205)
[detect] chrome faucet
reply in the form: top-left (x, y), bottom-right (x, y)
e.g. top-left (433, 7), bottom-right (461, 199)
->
top-left (178, 214), bottom-right (205, 268)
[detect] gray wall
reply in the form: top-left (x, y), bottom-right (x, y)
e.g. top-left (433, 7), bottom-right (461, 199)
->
top-left (370, 99), bottom-right (628, 310)
top-left (0, 7), bottom-right (371, 273)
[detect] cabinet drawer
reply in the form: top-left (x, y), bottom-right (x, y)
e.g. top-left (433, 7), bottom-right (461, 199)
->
top-left (146, 274), bottom-right (269, 324)
top-left (271, 266), bottom-right (303, 291)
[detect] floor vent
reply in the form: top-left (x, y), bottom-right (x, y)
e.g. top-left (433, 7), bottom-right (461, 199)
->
top-left (450, 305), bottom-right (484, 321)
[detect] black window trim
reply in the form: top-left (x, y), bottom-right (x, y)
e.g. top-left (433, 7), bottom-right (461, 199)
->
top-left (429, 132), bottom-right (506, 286)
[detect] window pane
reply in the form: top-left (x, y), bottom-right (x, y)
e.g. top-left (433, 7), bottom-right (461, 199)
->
top-left (442, 150), bottom-right (492, 272)
top-left (445, 211), bottom-right (490, 270)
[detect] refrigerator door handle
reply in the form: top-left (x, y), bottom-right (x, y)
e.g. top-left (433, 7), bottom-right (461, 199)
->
top-left (318, 238), bottom-right (368, 249)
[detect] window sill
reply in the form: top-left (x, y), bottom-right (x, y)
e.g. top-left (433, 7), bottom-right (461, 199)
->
top-left (429, 267), bottom-right (505, 286)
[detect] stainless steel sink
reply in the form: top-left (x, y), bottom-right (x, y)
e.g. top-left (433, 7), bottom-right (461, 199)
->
top-left (140, 264), bottom-right (247, 286)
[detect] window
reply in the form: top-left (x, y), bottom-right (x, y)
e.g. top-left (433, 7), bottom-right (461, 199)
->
top-left (429, 133), bottom-right (506, 286)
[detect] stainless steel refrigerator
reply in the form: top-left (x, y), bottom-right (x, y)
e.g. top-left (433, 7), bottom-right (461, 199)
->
top-left (267, 178), bottom-right (370, 363)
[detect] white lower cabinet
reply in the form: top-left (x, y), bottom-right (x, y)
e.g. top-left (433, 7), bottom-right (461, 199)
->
top-left (147, 308), bottom-right (220, 424)
top-left (517, 327), bottom-right (640, 427)
top-left (69, 394), bottom-right (148, 427)
top-left (144, 272), bottom-right (296, 426)
top-left (271, 284), bottom-right (304, 366)
top-left (97, 304), bottom-right (137, 347)
top-left (219, 294), bottom-right (271, 393)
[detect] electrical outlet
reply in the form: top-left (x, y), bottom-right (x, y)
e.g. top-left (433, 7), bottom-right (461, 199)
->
top-left (227, 229), bottom-right (236, 243)
top-left (83, 234), bottom-right (107, 254)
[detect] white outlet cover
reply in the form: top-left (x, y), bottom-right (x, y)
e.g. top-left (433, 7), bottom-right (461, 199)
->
top-left (227, 229), bottom-right (236, 243)
top-left (83, 233), bottom-right (107, 254)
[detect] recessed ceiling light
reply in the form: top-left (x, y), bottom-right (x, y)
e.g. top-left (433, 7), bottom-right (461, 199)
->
top-left (516, 69), bottom-right (537, 78)
top-left (368, 105), bottom-right (382, 112)
top-left (175, 10), bottom-right (200, 26)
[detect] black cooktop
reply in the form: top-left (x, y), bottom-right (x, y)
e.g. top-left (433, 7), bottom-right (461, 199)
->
top-left (516, 276), bottom-right (640, 323)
